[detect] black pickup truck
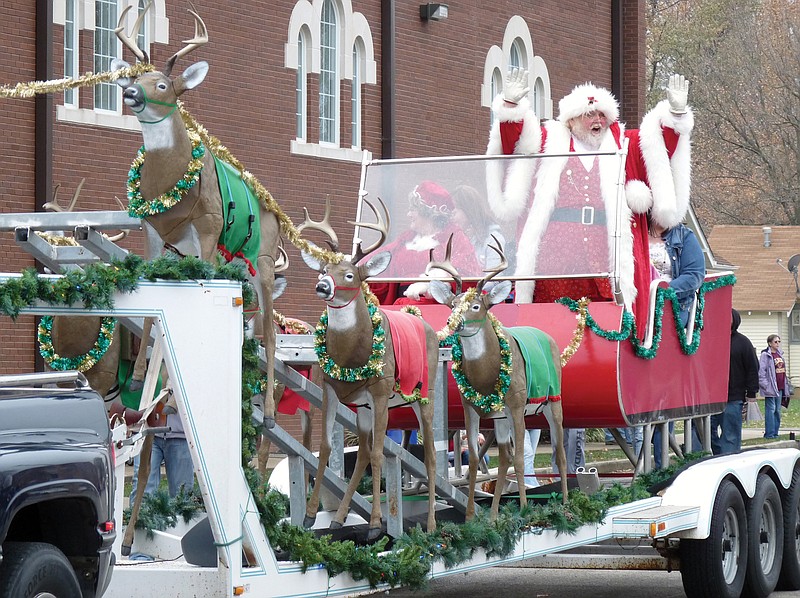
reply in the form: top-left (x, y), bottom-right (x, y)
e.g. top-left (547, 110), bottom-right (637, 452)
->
top-left (0, 371), bottom-right (116, 598)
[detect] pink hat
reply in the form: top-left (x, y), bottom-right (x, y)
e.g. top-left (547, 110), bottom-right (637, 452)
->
top-left (558, 83), bottom-right (619, 124)
top-left (408, 181), bottom-right (453, 218)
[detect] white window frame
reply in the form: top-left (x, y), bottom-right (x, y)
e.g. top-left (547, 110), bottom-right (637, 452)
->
top-left (285, 0), bottom-right (376, 163)
top-left (295, 31), bottom-right (308, 141)
top-left (93, 0), bottom-right (121, 113)
top-left (482, 16), bottom-right (553, 120)
top-left (64, 0), bottom-right (79, 107)
top-left (351, 43), bottom-right (362, 150)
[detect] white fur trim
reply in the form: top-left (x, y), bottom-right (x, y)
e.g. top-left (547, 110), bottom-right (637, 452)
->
top-left (625, 179), bottom-right (653, 214)
top-left (512, 120), bottom-right (636, 310)
top-left (558, 83), bottom-right (619, 123)
top-left (485, 97), bottom-right (541, 223)
top-left (639, 100), bottom-right (693, 229)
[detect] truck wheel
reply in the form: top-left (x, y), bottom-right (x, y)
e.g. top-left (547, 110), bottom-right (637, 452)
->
top-left (0, 541), bottom-right (82, 598)
top-left (777, 464), bottom-right (800, 590)
top-left (742, 473), bottom-right (784, 598)
top-left (680, 479), bottom-right (748, 598)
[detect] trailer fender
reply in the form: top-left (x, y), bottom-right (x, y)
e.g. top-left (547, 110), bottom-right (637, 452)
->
top-left (659, 449), bottom-right (800, 540)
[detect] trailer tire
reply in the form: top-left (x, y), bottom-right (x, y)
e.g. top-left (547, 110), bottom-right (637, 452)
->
top-left (742, 473), bottom-right (784, 598)
top-left (680, 479), bottom-right (747, 598)
top-left (0, 541), bottom-right (82, 598)
top-left (777, 464), bottom-right (800, 590)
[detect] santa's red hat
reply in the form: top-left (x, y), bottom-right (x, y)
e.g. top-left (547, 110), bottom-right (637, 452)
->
top-left (558, 83), bottom-right (619, 124)
top-left (409, 181), bottom-right (453, 218)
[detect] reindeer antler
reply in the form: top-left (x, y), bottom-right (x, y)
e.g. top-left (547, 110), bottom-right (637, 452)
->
top-left (43, 178), bottom-right (85, 213)
top-left (476, 235), bottom-right (508, 293)
top-left (163, 4), bottom-right (209, 76)
top-left (350, 196), bottom-right (390, 265)
top-left (274, 238), bottom-right (289, 272)
top-left (115, 1), bottom-right (152, 64)
top-left (297, 196), bottom-right (340, 252)
top-left (426, 234), bottom-right (462, 295)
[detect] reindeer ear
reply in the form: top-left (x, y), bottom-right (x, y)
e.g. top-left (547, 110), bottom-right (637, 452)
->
top-left (428, 280), bottom-right (454, 306)
top-left (359, 251), bottom-right (391, 278)
top-left (111, 58), bottom-right (133, 87)
top-left (175, 61), bottom-right (209, 95)
top-left (487, 280), bottom-right (513, 305)
top-left (301, 250), bottom-right (324, 272)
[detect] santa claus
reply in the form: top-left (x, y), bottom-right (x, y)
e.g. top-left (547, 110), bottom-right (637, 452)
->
top-left (486, 70), bottom-right (693, 328)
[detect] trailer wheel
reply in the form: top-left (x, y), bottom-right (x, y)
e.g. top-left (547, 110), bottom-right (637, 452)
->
top-left (777, 464), bottom-right (800, 590)
top-left (680, 479), bottom-right (748, 598)
top-left (0, 541), bottom-right (81, 598)
top-left (742, 473), bottom-right (784, 598)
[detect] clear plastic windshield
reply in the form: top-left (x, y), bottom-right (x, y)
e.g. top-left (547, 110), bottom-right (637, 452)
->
top-left (354, 150), bottom-right (627, 284)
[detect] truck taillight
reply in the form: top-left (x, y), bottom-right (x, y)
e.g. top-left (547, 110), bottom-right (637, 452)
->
top-left (101, 521), bottom-right (115, 533)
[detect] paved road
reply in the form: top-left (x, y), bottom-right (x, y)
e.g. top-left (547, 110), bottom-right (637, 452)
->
top-left (378, 565), bottom-right (800, 598)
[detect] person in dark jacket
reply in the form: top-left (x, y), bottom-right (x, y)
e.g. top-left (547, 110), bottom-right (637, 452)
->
top-left (711, 309), bottom-right (759, 454)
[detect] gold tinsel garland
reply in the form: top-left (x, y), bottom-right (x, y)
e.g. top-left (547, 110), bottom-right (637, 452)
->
top-left (560, 297), bottom-right (589, 367)
top-left (35, 232), bottom-right (80, 247)
top-left (0, 64), bottom-right (155, 98)
top-left (436, 287), bottom-right (479, 342)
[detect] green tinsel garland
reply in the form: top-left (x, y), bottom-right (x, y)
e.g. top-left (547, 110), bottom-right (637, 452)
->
top-left (314, 301), bottom-right (386, 382)
top-left (38, 315), bottom-right (115, 372)
top-left (557, 274), bottom-right (736, 360)
top-left (127, 131), bottom-right (205, 218)
top-left (450, 312), bottom-right (512, 413)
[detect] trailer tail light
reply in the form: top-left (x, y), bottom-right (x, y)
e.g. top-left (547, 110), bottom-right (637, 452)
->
top-left (101, 520), bottom-right (115, 533)
top-left (233, 586), bottom-right (245, 595)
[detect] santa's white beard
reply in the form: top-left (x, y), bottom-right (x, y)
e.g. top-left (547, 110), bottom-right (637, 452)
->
top-left (570, 122), bottom-right (605, 151)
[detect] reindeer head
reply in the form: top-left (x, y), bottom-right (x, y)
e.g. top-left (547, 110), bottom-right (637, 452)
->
top-left (111, 2), bottom-right (208, 124)
top-left (428, 235), bottom-right (512, 334)
top-left (299, 196), bottom-right (391, 307)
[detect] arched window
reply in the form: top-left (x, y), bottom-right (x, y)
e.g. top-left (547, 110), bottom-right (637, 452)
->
top-left (94, 0), bottom-right (120, 112)
top-left (136, 0), bottom-right (149, 56)
top-left (534, 77), bottom-right (545, 122)
top-left (490, 67), bottom-right (502, 127)
top-left (351, 43), bottom-right (362, 149)
top-left (296, 32), bottom-right (307, 141)
top-left (64, 0), bottom-right (78, 107)
top-left (319, 0), bottom-right (339, 145)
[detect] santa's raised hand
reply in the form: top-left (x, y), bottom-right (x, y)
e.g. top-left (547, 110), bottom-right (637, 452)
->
top-left (667, 74), bottom-right (689, 114)
top-left (503, 68), bottom-right (530, 105)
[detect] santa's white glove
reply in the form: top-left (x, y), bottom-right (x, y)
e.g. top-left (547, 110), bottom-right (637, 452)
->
top-left (404, 281), bottom-right (431, 301)
top-left (503, 68), bottom-right (530, 105)
top-left (667, 74), bottom-right (689, 114)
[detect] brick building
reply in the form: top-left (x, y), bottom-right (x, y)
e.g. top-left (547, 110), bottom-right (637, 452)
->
top-left (0, 1), bottom-right (645, 421)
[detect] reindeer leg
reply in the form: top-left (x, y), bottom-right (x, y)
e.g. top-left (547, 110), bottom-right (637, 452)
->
top-left (510, 399), bottom-right (528, 510)
top-left (412, 400), bottom-right (438, 532)
top-left (545, 401), bottom-right (569, 504)
top-left (464, 405), bottom-right (481, 521)
top-left (492, 417), bottom-right (512, 520)
top-left (129, 318), bottom-right (152, 391)
top-left (304, 384), bottom-right (336, 528)
top-left (366, 397), bottom-right (388, 540)
top-left (256, 256), bottom-right (277, 430)
top-left (332, 406), bottom-right (373, 529)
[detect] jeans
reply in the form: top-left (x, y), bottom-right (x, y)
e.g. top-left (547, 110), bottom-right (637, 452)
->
top-left (133, 436), bottom-right (194, 497)
top-left (552, 428), bottom-right (585, 475)
top-left (711, 400), bottom-right (743, 455)
top-left (764, 394), bottom-right (782, 438)
top-left (652, 422), bottom-right (702, 468)
top-left (523, 428), bottom-right (542, 487)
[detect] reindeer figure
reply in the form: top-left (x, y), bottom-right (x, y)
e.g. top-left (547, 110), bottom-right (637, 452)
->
top-left (111, 3), bottom-right (281, 423)
top-left (300, 198), bottom-right (439, 539)
top-left (255, 258), bottom-right (317, 478)
top-left (428, 237), bottom-right (569, 520)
